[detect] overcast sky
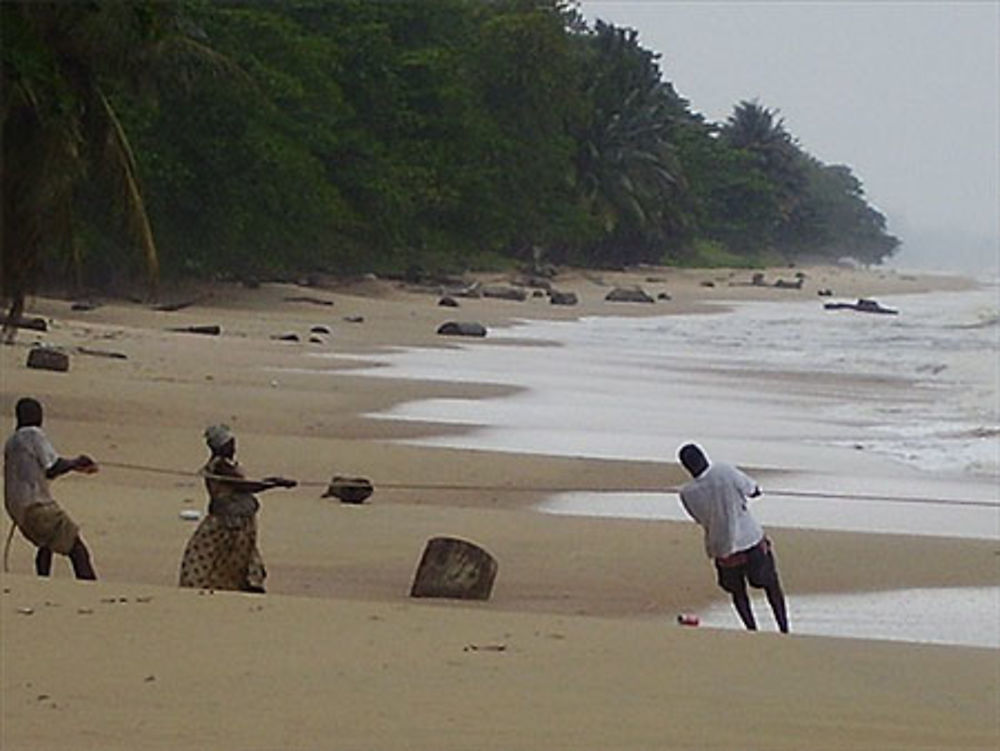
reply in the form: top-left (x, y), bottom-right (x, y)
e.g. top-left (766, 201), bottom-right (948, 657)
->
top-left (578, 1), bottom-right (1000, 272)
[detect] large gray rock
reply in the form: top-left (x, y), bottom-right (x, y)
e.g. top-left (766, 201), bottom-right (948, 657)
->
top-left (437, 321), bottom-right (487, 337)
top-left (549, 290), bottom-right (578, 306)
top-left (604, 286), bottom-right (654, 304)
top-left (410, 537), bottom-right (498, 600)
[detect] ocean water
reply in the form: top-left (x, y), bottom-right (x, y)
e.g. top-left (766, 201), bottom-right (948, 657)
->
top-left (327, 282), bottom-right (999, 482)
top-left (694, 586), bottom-right (999, 648)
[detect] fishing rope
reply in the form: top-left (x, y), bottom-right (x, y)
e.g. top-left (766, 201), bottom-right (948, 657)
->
top-left (5, 459), bottom-right (995, 571)
top-left (98, 460), bottom-right (999, 509)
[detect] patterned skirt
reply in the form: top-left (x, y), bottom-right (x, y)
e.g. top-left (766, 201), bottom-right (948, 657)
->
top-left (178, 514), bottom-right (266, 592)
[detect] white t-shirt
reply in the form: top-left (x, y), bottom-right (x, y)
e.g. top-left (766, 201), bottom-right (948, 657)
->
top-left (678, 462), bottom-right (764, 558)
top-left (4, 426), bottom-right (59, 527)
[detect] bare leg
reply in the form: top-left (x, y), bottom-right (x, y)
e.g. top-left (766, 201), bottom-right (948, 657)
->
top-left (68, 538), bottom-right (97, 580)
top-left (35, 546), bottom-right (53, 576)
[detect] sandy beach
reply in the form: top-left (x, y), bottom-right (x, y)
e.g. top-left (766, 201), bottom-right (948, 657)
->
top-left (2, 264), bottom-right (998, 749)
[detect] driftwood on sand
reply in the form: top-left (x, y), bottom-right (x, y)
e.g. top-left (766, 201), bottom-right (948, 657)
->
top-left (0, 315), bottom-right (48, 332)
top-left (167, 324), bottom-right (222, 336)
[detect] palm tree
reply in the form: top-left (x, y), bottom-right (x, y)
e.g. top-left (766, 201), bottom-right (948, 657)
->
top-left (721, 100), bottom-right (809, 251)
top-left (1, 2), bottom-right (214, 340)
top-left (574, 22), bottom-right (690, 264)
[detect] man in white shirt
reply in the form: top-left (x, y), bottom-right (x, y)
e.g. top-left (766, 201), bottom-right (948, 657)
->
top-left (4, 397), bottom-right (98, 579)
top-left (677, 443), bottom-right (788, 633)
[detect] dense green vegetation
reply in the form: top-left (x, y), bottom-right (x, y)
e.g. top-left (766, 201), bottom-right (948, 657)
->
top-left (2, 0), bottom-right (899, 305)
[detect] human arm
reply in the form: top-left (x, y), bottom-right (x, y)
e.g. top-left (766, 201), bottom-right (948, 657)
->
top-left (731, 465), bottom-right (761, 500)
top-left (45, 454), bottom-right (97, 479)
top-left (201, 462), bottom-right (296, 493)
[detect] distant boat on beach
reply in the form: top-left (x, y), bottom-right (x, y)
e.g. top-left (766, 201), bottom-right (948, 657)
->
top-left (823, 298), bottom-right (899, 315)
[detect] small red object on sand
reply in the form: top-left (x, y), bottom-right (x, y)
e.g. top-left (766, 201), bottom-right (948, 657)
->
top-left (677, 613), bottom-right (700, 627)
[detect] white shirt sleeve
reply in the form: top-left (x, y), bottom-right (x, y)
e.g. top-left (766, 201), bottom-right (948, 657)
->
top-left (30, 428), bottom-right (59, 471)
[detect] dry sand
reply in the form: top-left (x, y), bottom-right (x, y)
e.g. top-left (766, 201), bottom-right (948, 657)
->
top-left (2, 264), bottom-right (997, 750)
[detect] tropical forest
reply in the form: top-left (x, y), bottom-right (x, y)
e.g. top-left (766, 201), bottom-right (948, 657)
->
top-left (2, 0), bottom-right (901, 306)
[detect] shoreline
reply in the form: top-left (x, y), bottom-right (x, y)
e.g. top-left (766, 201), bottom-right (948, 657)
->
top-left (2, 264), bottom-right (997, 750)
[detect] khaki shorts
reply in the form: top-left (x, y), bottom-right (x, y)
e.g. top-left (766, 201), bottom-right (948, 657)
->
top-left (18, 503), bottom-right (80, 555)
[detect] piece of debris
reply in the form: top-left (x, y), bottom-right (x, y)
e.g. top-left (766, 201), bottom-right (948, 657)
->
top-left (438, 296), bottom-right (459, 307)
top-left (71, 301), bottom-right (100, 311)
top-left (76, 347), bottom-right (127, 360)
top-left (27, 347), bottom-right (69, 372)
top-left (153, 298), bottom-right (203, 312)
top-left (464, 643), bottom-right (507, 652)
top-left (17, 607), bottom-right (34, 615)
top-left (271, 333), bottom-right (300, 342)
top-left (179, 509), bottom-right (202, 521)
top-left (824, 298), bottom-right (898, 315)
top-left (343, 315), bottom-right (364, 323)
top-left (168, 324), bottom-right (221, 336)
top-left (284, 295), bottom-right (334, 306)
top-left (310, 325), bottom-right (331, 334)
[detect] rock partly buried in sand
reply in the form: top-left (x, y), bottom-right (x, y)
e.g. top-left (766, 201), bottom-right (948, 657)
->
top-left (548, 290), bottom-right (578, 306)
top-left (773, 278), bottom-right (804, 289)
top-left (437, 321), bottom-right (487, 337)
top-left (605, 286), bottom-right (654, 303)
top-left (322, 476), bottom-right (374, 504)
top-left (410, 536), bottom-right (498, 601)
top-left (482, 285), bottom-right (528, 302)
top-left (27, 347), bottom-right (70, 372)
top-left (438, 296), bottom-right (459, 307)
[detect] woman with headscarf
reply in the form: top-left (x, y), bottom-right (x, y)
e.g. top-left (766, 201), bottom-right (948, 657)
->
top-left (179, 425), bottom-right (296, 592)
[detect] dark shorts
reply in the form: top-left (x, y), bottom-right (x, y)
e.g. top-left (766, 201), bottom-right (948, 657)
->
top-left (714, 538), bottom-right (780, 594)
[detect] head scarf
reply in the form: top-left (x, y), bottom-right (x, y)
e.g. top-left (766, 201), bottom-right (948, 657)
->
top-left (204, 424), bottom-right (234, 453)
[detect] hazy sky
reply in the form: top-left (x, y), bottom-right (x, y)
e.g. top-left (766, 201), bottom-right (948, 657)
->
top-left (579, 1), bottom-right (1000, 271)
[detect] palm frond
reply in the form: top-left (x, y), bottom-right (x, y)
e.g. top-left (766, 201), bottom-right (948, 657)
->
top-left (96, 86), bottom-right (159, 294)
